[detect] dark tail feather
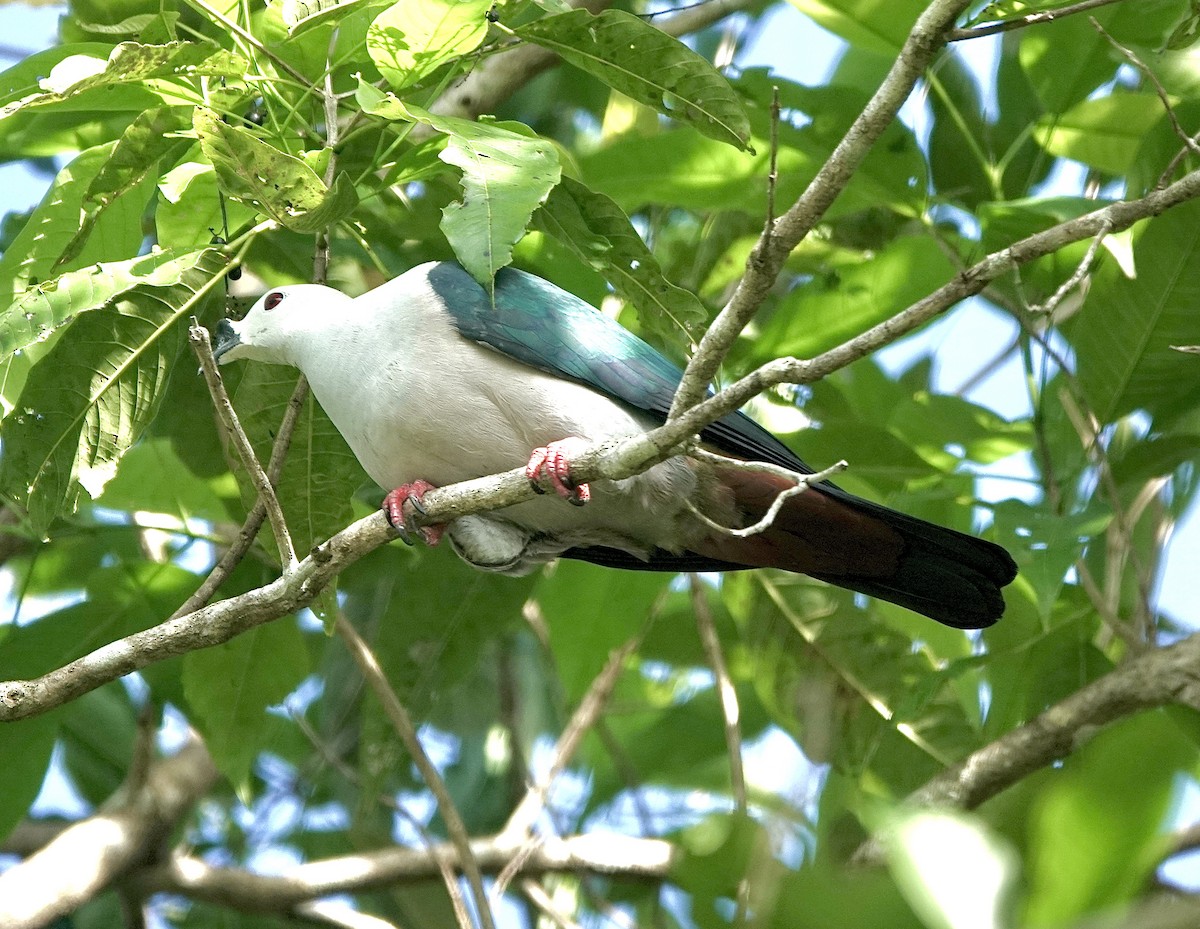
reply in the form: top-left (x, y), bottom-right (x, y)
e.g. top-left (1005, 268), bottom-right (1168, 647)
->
top-left (809, 500), bottom-right (1016, 629)
top-left (694, 469), bottom-right (1017, 629)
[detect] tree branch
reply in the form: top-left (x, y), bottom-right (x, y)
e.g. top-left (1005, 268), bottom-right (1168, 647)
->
top-left (129, 834), bottom-right (676, 913)
top-left (0, 739), bottom-right (218, 929)
top-left (947, 0), bottom-right (1128, 42)
top-left (669, 0), bottom-right (974, 416)
top-left (850, 630), bottom-right (1200, 865)
top-left (4, 166), bottom-right (1200, 724)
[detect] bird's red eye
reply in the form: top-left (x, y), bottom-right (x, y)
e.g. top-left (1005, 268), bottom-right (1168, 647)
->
top-left (264, 291), bottom-right (285, 311)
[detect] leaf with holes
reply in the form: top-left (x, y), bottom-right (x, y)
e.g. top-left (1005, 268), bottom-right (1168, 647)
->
top-left (194, 108), bottom-right (359, 234)
top-left (515, 9), bottom-right (750, 150)
top-left (0, 249), bottom-right (227, 535)
top-left (0, 248), bottom-right (222, 362)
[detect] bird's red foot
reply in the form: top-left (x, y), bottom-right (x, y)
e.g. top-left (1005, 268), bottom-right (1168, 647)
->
top-left (382, 480), bottom-right (445, 546)
top-left (525, 437), bottom-right (591, 506)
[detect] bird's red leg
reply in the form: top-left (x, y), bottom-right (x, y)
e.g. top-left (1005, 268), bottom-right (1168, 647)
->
top-left (382, 480), bottom-right (445, 545)
top-left (525, 437), bottom-right (591, 506)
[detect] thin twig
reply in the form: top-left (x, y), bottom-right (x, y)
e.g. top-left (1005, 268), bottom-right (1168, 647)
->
top-left (189, 324), bottom-right (298, 569)
top-left (764, 85), bottom-right (781, 237)
top-left (171, 373), bottom-right (310, 618)
top-left (333, 615), bottom-right (490, 929)
top-left (1092, 17), bottom-right (1200, 160)
top-left (684, 452), bottom-right (847, 538)
top-left (519, 880), bottom-right (584, 929)
top-left (1027, 219), bottom-right (1111, 316)
top-left (500, 637), bottom-right (642, 845)
top-left (947, 0), bottom-right (1126, 41)
top-left (689, 578), bottom-right (746, 813)
top-left (669, 0), bottom-right (975, 418)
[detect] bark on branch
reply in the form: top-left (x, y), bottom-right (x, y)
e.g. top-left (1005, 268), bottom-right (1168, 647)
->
top-left (128, 834), bottom-right (675, 914)
top-left (0, 739), bottom-right (218, 929)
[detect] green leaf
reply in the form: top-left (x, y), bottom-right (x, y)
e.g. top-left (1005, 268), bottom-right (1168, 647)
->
top-left (536, 560), bottom-right (668, 701)
top-left (57, 107), bottom-right (191, 268)
top-left (1033, 94), bottom-right (1165, 175)
top-left (97, 436), bottom-right (236, 525)
top-left (61, 687), bottom-right (138, 806)
top-left (1, 247), bottom-right (223, 362)
top-left (0, 249), bottom-right (226, 534)
top-left (156, 160), bottom-right (259, 249)
top-left (228, 361), bottom-right (366, 558)
top-left (357, 84), bottom-right (561, 286)
top-left (1019, 1), bottom-right (1184, 114)
top-left (746, 236), bottom-right (959, 365)
top-left (0, 143), bottom-right (150, 311)
top-left (532, 175), bottom-right (707, 337)
top-left (284, 0), bottom-right (382, 34)
top-left (0, 41), bottom-right (246, 119)
top-left (785, 0), bottom-right (927, 54)
top-left (579, 127), bottom-right (811, 214)
top-left (1024, 713), bottom-right (1197, 925)
top-left (193, 108), bottom-right (359, 234)
top-left (0, 715), bottom-right (58, 842)
top-left (367, 0), bottom-right (490, 90)
top-left (1073, 199), bottom-right (1200, 425)
top-left (183, 618), bottom-right (311, 792)
top-left (515, 9), bottom-right (751, 150)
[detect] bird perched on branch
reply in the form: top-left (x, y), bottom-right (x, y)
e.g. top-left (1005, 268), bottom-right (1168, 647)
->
top-left (212, 262), bottom-right (1016, 629)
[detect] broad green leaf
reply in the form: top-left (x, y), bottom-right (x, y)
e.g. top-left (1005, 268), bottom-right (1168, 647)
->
top-left (1025, 713), bottom-right (1196, 925)
top-left (61, 687), bottom-right (138, 806)
top-left (194, 108), bottom-right (359, 234)
top-left (515, 9), bottom-right (751, 150)
top-left (888, 392), bottom-right (1032, 469)
top-left (284, 0), bottom-right (373, 33)
top-left (0, 42), bottom-right (115, 106)
top-left (1073, 199), bottom-right (1200, 425)
top-left (1, 247), bottom-right (222, 362)
top-left (536, 560), bottom-right (668, 701)
top-left (0, 143), bottom-right (150, 312)
top-left (532, 175), bottom-right (707, 337)
top-left (367, 0), bottom-right (490, 90)
top-left (1033, 94), bottom-right (1165, 175)
top-left (183, 618), bottom-right (311, 792)
top-left (674, 813), bottom-right (770, 901)
top-left (0, 714), bottom-right (58, 842)
top-left (156, 160), bottom-right (258, 249)
top-left (357, 84), bottom-right (561, 286)
top-left (580, 127), bottom-right (812, 214)
top-left (1019, 1), bottom-right (1184, 114)
top-left (745, 236), bottom-right (959, 365)
top-left (76, 12), bottom-right (180, 36)
top-left (0, 41), bottom-right (246, 119)
top-left (228, 360), bottom-right (366, 559)
top-left (56, 107), bottom-right (191, 267)
top-left (97, 437), bottom-right (236, 525)
top-left (0, 249), bottom-right (227, 534)
top-left (785, 0), bottom-right (926, 55)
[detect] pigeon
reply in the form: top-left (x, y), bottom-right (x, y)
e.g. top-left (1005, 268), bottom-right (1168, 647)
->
top-left (212, 261), bottom-right (1016, 628)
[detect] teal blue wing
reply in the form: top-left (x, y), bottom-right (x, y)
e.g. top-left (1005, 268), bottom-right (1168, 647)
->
top-left (427, 262), bottom-right (814, 474)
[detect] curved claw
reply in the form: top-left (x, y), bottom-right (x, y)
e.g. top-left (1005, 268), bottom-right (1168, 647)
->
top-left (382, 480), bottom-right (445, 546)
top-left (525, 438), bottom-right (592, 505)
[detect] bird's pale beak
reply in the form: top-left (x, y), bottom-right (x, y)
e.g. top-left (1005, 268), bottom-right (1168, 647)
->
top-left (212, 319), bottom-right (242, 363)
